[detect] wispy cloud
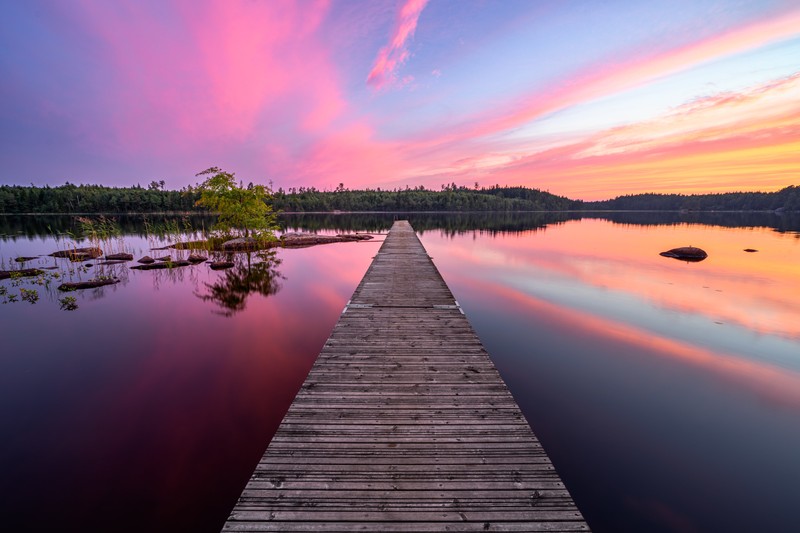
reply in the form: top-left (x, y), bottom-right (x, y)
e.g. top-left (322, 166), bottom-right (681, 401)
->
top-left (493, 72), bottom-right (800, 198)
top-left (577, 72), bottom-right (800, 158)
top-left (411, 8), bottom-right (800, 150)
top-left (367, 0), bottom-right (429, 89)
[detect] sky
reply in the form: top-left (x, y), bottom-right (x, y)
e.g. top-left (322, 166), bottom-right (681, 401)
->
top-left (0, 0), bottom-right (798, 200)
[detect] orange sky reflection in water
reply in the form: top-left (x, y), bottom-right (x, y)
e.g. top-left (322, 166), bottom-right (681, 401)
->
top-left (487, 281), bottom-right (800, 411)
top-left (421, 219), bottom-right (800, 414)
top-left (433, 219), bottom-right (800, 340)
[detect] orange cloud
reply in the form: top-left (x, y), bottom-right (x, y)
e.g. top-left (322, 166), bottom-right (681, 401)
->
top-left (401, 67), bottom-right (800, 199)
top-left (578, 73), bottom-right (800, 158)
top-left (367, 0), bottom-right (429, 89)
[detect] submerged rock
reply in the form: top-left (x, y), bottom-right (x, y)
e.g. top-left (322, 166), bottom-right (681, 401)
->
top-left (58, 278), bottom-right (120, 291)
top-left (130, 260), bottom-right (191, 270)
top-left (155, 255), bottom-right (172, 262)
top-left (280, 233), bottom-right (373, 248)
top-left (0, 268), bottom-right (43, 280)
top-left (171, 240), bottom-right (208, 250)
top-left (743, 248), bottom-right (758, 253)
top-left (221, 237), bottom-right (263, 251)
top-left (659, 246), bottom-right (708, 262)
top-left (105, 253), bottom-right (134, 261)
top-left (137, 256), bottom-right (155, 264)
top-left (208, 261), bottom-right (234, 270)
top-left (187, 253), bottom-right (208, 263)
top-left (96, 260), bottom-right (128, 265)
top-left (49, 247), bottom-right (103, 261)
top-left (14, 256), bottom-right (38, 263)
top-left (170, 233), bottom-right (373, 252)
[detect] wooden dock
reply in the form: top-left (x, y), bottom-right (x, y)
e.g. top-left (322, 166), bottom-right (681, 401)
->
top-left (223, 221), bottom-right (589, 532)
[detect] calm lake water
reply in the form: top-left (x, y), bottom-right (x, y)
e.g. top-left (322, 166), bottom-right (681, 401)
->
top-left (1, 212), bottom-right (799, 532)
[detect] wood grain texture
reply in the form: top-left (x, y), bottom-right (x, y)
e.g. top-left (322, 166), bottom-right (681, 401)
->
top-left (223, 221), bottom-right (589, 532)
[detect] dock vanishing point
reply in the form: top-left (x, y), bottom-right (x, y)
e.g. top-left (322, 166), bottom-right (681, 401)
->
top-left (223, 221), bottom-right (589, 532)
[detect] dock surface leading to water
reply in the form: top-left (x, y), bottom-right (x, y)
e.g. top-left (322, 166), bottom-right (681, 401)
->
top-left (224, 220), bottom-right (589, 532)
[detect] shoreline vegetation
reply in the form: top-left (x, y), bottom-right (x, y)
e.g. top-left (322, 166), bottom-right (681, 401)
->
top-left (1, 183), bottom-right (798, 214)
top-left (0, 211), bottom-right (371, 312)
top-left (0, 165), bottom-right (379, 312)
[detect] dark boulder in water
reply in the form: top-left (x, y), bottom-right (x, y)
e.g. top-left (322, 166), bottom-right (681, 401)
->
top-left (0, 268), bottom-right (43, 280)
top-left (58, 278), bottom-right (120, 291)
top-left (743, 248), bottom-right (758, 253)
top-left (131, 260), bottom-right (191, 270)
top-left (660, 246), bottom-right (708, 262)
top-left (209, 261), bottom-right (234, 270)
top-left (49, 247), bottom-right (103, 261)
top-left (221, 237), bottom-right (262, 251)
top-left (137, 256), bottom-right (156, 264)
top-left (105, 253), bottom-right (133, 261)
top-left (281, 232), bottom-right (373, 248)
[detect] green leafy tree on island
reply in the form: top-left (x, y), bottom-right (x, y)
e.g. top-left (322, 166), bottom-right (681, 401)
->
top-left (194, 167), bottom-right (278, 241)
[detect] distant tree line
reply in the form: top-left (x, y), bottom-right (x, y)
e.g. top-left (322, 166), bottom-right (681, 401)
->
top-left (271, 184), bottom-right (579, 212)
top-left (1, 181), bottom-right (798, 214)
top-left (0, 182), bottom-right (577, 213)
top-left (0, 182), bottom-right (198, 213)
top-left (585, 186), bottom-right (800, 211)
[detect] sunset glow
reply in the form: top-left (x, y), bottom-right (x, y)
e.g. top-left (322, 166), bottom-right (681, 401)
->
top-left (1, 0), bottom-right (798, 198)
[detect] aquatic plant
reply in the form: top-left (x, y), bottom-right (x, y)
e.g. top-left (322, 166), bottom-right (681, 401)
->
top-left (20, 288), bottom-right (39, 304)
top-left (76, 215), bottom-right (127, 255)
top-left (58, 296), bottom-right (78, 311)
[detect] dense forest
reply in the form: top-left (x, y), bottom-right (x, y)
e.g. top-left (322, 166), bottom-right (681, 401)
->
top-left (0, 183), bottom-right (577, 213)
top-left (272, 184), bottom-right (579, 211)
top-left (585, 186), bottom-right (800, 211)
top-left (0, 182), bottom-right (798, 214)
top-left (0, 182), bottom-right (198, 213)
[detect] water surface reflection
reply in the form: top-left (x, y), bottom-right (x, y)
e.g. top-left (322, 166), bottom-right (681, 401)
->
top-left (1, 213), bottom-right (799, 532)
top-left (419, 218), bottom-right (800, 532)
top-left (0, 229), bottom-right (380, 532)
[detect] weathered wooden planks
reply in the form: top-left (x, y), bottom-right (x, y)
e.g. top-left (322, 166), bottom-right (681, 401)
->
top-left (223, 221), bottom-right (589, 532)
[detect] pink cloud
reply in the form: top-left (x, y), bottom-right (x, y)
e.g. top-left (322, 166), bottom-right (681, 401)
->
top-left (68, 0), bottom-right (343, 158)
top-left (407, 8), bottom-right (800, 153)
top-left (366, 0), bottom-right (429, 89)
top-left (483, 8), bottom-right (800, 139)
top-left (285, 122), bottom-right (406, 189)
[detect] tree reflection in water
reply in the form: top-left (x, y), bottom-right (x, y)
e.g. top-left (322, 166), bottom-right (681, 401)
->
top-left (197, 250), bottom-right (283, 316)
